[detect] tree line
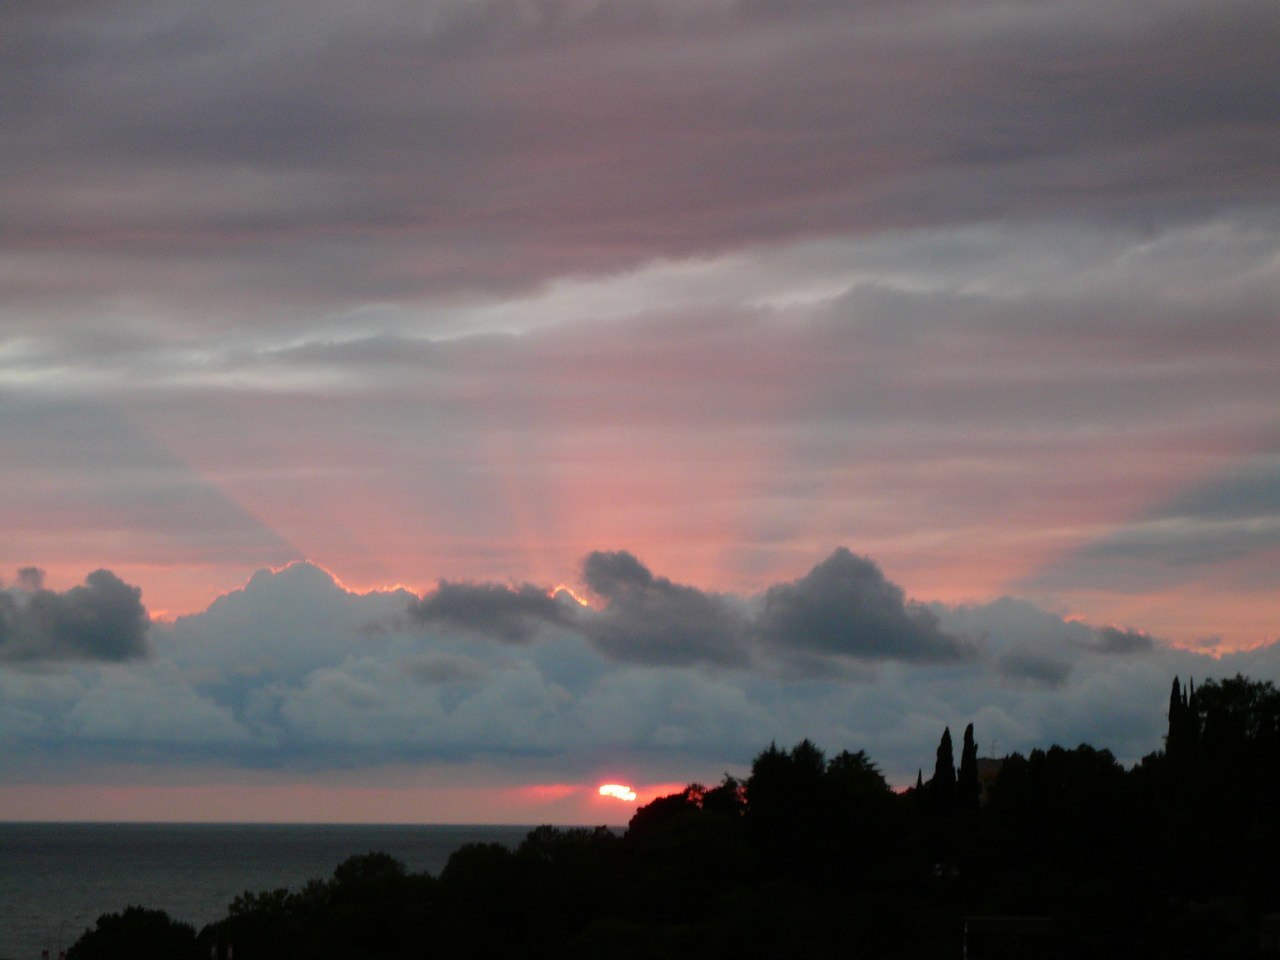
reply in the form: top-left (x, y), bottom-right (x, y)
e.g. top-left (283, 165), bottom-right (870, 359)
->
top-left (68, 674), bottom-right (1280, 959)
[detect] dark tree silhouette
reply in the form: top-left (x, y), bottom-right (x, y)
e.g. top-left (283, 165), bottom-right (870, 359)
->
top-left (624, 783), bottom-right (753, 927)
top-left (1166, 675), bottom-right (1200, 761)
top-left (625, 785), bottom-right (702, 840)
top-left (514, 826), bottom-right (623, 947)
top-left (746, 739), bottom-right (828, 877)
top-left (822, 748), bottom-right (901, 878)
top-left (437, 842), bottom-right (523, 952)
top-left (957, 722), bottom-right (980, 815)
top-left (204, 852), bottom-right (436, 960)
top-left (826, 748), bottom-right (890, 801)
top-left (699, 775), bottom-right (746, 819)
top-left (929, 725), bottom-right (956, 813)
top-left (1197, 674), bottom-right (1280, 766)
top-left (67, 906), bottom-right (200, 960)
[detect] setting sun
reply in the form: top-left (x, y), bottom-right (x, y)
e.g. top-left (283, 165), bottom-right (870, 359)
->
top-left (598, 783), bottom-right (637, 802)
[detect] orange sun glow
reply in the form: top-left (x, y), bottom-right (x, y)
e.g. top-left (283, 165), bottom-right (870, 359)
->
top-left (598, 783), bottom-right (637, 802)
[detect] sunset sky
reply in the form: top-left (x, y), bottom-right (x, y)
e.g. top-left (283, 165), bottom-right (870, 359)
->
top-left (2, 0), bottom-right (1277, 824)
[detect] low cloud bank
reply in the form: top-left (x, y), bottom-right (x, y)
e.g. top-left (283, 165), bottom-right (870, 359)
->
top-left (1, 552), bottom-right (1277, 789)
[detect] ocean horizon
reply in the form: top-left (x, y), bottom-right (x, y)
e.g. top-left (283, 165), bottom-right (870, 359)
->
top-left (0, 821), bottom-right (549, 960)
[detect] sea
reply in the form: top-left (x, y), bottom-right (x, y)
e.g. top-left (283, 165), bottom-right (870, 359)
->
top-left (0, 822), bottom-right (535, 960)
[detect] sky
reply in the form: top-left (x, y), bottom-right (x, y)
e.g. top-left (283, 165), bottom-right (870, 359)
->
top-left (1, 0), bottom-right (1277, 824)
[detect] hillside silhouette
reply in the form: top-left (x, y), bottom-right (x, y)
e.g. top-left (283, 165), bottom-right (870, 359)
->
top-left (66, 674), bottom-right (1280, 959)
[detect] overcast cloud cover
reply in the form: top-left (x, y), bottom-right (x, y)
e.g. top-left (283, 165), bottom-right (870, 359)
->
top-left (1, 0), bottom-right (1277, 819)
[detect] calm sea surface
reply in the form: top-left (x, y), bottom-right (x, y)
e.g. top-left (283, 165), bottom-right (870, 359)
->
top-left (0, 822), bottom-right (535, 960)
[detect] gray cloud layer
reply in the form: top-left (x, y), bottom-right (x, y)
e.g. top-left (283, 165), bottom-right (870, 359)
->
top-left (1, 555), bottom-right (1277, 789)
top-left (1025, 453), bottom-right (1280, 593)
top-left (2, 0), bottom-right (1276, 322)
top-left (0, 569), bottom-right (150, 663)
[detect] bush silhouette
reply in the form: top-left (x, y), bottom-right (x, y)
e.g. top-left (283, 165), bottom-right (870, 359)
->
top-left (67, 906), bottom-right (200, 960)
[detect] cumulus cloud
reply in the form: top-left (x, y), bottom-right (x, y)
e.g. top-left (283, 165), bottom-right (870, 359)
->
top-left (163, 561), bottom-right (411, 685)
top-left (407, 580), bottom-right (572, 643)
top-left (578, 551), bottom-right (752, 667)
top-left (582, 551), bottom-right (657, 597)
top-left (64, 661), bottom-right (250, 746)
top-left (0, 569), bottom-right (150, 663)
top-left (402, 653), bottom-right (491, 685)
top-left (0, 551), bottom-right (1278, 791)
top-left (394, 550), bottom-right (1171, 681)
top-left (1089, 626), bottom-right (1155, 655)
top-left (394, 549), bottom-right (961, 671)
top-left (756, 549), bottom-right (972, 665)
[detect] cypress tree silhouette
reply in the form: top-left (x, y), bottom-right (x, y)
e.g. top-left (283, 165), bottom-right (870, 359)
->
top-left (1168, 676), bottom-right (1182, 730)
top-left (1166, 675), bottom-right (1200, 761)
top-left (930, 726), bottom-right (956, 812)
top-left (957, 723), bottom-right (980, 814)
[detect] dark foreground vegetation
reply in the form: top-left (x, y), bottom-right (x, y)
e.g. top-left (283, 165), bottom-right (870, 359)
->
top-left (68, 675), bottom-right (1280, 959)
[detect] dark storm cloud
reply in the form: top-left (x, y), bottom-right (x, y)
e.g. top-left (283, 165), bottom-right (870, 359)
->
top-left (578, 551), bottom-right (752, 667)
top-left (3, 0), bottom-right (1276, 318)
top-left (407, 580), bottom-right (571, 643)
top-left (1089, 626), bottom-right (1154, 655)
top-left (581, 550), bottom-right (656, 595)
top-left (756, 548), bottom-right (972, 664)
top-left (0, 569), bottom-right (151, 663)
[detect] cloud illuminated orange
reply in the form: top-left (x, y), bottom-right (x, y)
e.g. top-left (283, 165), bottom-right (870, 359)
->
top-left (597, 783), bottom-right (637, 802)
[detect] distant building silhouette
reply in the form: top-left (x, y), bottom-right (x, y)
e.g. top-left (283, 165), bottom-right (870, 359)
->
top-left (976, 757), bottom-right (1003, 806)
